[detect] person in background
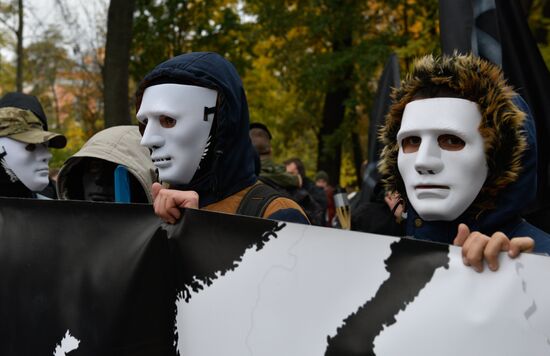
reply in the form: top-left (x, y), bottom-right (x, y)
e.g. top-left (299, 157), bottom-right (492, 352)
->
top-left (249, 122), bottom-right (301, 190)
top-left (315, 170), bottom-right (335, 227)
top-left (284, 157), bottom-right (327, 226)
top-left (57, 126), bottom-right (156, 203)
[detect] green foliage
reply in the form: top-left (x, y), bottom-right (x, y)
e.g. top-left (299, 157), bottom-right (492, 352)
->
top-left (243, 49), bottom-right (319, 175)
top-left (529, 0), bottom-right (550, 69)
top-left (49, 119), bottom-right (87, 169)
top-left (130, 0), bottom-right (255, 84)
top-left (0, 0), bottom-right (17, 93)
top-left (243, 0), bottom-right (440, 183)
top-left (0, 55), bottom-right (15, 94)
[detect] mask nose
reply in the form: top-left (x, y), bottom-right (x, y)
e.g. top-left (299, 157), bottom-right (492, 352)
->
top-left (414, 139), bottom-right (443, 175)
top-left (140, 122), bottom-right (165, 150)
top-left (36, 144), bottom-right (52, 163)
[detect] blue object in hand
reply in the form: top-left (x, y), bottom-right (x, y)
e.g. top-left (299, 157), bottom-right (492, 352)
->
top-left (114, 165), bottom-right (131, 203)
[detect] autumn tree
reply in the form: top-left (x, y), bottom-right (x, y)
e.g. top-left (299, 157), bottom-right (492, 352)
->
top-left (528, 0), bottom-right (550, 67)
top-left (131, 0), bottom-right (254, 84)
top-left (0, 35), bottom-right (15, 93)
top-left (243, 0), bottom-right (438, 186)
top-left (128, 0), bottom-right (440, 186)
top-left (0, 0), bottom-right (24, 92)
top-left (25, 26), bottom-right (72, 127)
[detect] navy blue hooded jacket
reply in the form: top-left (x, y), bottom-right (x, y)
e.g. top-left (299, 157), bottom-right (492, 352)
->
top-left (404, 96), bottom-right (550, 254)
top-left (136, 52), bottom-right (308, 224)
top-left (378, 55), bottom-right (550, 255)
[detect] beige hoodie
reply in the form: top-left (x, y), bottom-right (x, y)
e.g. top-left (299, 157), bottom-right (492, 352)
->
top-left (57, 125), bottom-right (156, 202)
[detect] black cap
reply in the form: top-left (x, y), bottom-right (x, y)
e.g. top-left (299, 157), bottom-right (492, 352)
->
top-left (0, 92), bottom-right (48, 130)
top-left (249, 122), bottom-right (272, 139)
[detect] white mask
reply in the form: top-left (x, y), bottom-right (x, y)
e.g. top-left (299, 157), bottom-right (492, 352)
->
top-left (397, 98), bottom-right (488, 221)
top-left (137, 84), bottom-right (217, 185)
top-left (0, 137), bottom-right (52, 192)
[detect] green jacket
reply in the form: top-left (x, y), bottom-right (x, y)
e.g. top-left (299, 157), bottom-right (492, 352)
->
top-left (260, 157), bottom-right (299, 189)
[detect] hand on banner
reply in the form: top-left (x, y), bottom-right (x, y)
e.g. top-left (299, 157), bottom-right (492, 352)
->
top-left (453, 223), bottom-right (534, 272)
top-left (384, 192), bottom-right (403, 222)
top-left (152, 182), bottom-right (199, 224)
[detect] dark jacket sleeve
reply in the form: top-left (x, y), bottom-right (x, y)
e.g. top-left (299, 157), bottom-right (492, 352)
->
top-left (511, 220), bottom-right (550, 255)
top-left (267, 208), bottom-right (310, 225)
top-left (351, 202), bottom-right (404, 237)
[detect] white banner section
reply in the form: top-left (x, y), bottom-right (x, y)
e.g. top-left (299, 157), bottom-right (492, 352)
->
top-left (175, 221), bottom-right (550, 356)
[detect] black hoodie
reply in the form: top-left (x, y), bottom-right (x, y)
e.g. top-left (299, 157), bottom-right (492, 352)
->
top-left (136, 53), bottom-right (308, 225)
top-left (136, 52), bottom-right (257, 208)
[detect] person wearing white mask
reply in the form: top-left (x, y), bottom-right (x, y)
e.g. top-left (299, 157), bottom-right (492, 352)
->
top-left (0, 106), bottom-right (66, 198)
top-left (135, 52), bottom-right (308, 224)
top-left (378, 54), bottom-right (550, 271)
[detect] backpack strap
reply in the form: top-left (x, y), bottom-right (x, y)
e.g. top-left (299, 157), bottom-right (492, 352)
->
top-left (236, 182), bottom-right (282, 218)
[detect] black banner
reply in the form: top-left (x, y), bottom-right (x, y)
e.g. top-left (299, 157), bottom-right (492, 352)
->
top-left (0, 198), bottom-right (278, 355)
top-left (1, 198), bottom-right (549, 355)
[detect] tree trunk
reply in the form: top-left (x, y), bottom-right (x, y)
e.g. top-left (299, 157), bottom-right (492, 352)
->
top-left (317, 88), bottom-right (348, 187)
top-left (351, 132), bottom-right (364, 185)
top-left (16, 0), bottom-right (23, 92)
top-left (316, 26), bottom-right (353, 187)
top-left (103, 0), bottom-right (136, 127)
top-left (519, 0), bottom-right (533, 15)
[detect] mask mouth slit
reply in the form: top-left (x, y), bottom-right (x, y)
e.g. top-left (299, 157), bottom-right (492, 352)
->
top-left (415, 184), bottom-right (450, 190)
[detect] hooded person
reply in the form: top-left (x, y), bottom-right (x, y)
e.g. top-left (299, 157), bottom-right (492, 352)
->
top-left (378, 54), bottom-right (550, 271)
top-left (379, 55), bottom-right (550, 271)
top-left (56, 125), bottom-right (156, 203)
top-left (0, 106), bottom-right (66, 198)
top-left (135, 52), bottom-right (308, 224)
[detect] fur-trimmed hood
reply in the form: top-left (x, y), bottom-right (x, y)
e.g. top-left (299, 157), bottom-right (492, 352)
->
top-left (378, 54), bottom-right (542, 242)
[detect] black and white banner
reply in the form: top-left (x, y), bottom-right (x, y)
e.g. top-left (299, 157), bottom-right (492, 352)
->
top-left (1, 197), bottom-right (549, 355)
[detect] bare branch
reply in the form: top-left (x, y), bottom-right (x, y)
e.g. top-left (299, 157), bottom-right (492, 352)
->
top-left (0, 15), bottom-right (18, 34)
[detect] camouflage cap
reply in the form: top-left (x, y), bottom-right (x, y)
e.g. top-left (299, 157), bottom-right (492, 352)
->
top-left (0, 107), bottom-right (66, 148)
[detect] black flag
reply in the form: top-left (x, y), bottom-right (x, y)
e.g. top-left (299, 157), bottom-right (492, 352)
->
top-left (356, 54), bottom-right (401, 206)
top-left (439, 0), bottom-right (550, 231)
top-left (496, 0), bottom-right (550, 229)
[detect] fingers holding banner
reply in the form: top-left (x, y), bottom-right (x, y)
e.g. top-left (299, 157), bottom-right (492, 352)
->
top-left (454, 224), bottom-right (536, 272)
top-left (152, 183), bottom-right (199, 224)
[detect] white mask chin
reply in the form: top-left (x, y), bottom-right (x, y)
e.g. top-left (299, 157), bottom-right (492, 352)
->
top-left (0, 137), bottom-right (52, 192)
top-left (137, 84), bottom-right (217, 185)
top-left (397, 98), bottom-right (488, 221)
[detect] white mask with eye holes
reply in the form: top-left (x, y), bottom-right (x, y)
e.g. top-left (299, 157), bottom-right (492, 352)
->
top-left (397, 98), bottom-right (488, 221)
top-left (137, 84), bottom-right (217, 185)
top-left (0, 137), bottom-right (52, 192)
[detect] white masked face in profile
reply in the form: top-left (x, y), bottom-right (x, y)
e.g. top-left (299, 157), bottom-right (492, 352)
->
top-left (0, 137), bottom-right (52, 192)
top-left (397, 98), bottom-right (488, 221)
top-left (137, 84), bottom-right (217, 185)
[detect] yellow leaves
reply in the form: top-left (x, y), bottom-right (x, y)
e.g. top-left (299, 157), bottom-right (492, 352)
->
top-left (340, 150), bottom-right (358, 189)
top-left (63, 119), bottom-right (86, 153)
top-left (286, 26), bottom-right (309, 40)
top-left (49, 119), bottom-right (87, 169)
top-left (408, 20), bottom-right (423, 38)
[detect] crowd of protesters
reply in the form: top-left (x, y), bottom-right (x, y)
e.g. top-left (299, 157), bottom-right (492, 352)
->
top-left (1, 51), bottom-right (549, 272)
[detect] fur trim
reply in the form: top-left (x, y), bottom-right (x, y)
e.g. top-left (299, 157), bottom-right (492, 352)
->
top-left (378, 54), bottom-right (527, 215)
